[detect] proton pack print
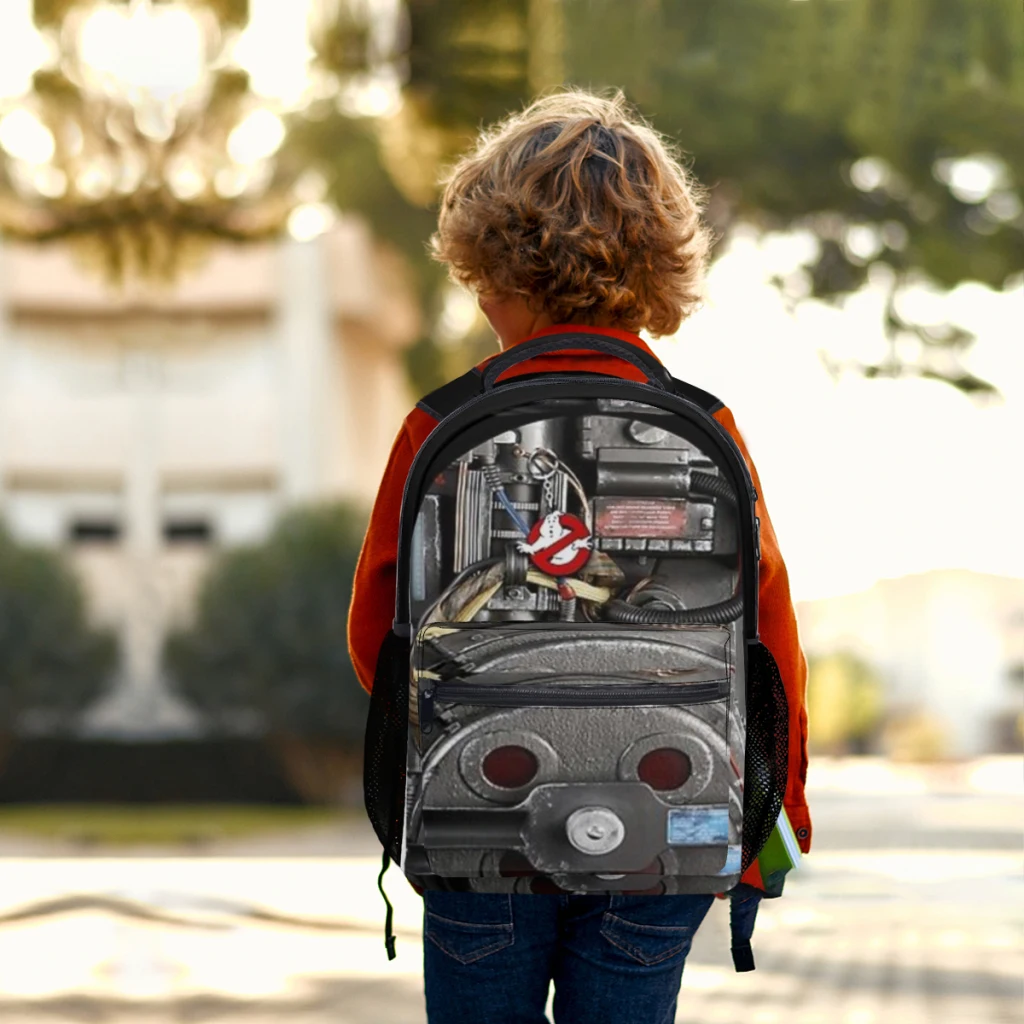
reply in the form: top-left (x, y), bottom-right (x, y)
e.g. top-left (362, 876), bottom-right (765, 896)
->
top-left (400, 394), bottom-right (756, 894)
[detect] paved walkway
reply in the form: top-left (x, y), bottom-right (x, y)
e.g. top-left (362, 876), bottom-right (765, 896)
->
top-left (0, 757), bottom-right (1019, 1023)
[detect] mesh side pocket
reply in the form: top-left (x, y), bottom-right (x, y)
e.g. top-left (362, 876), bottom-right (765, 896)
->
top-left (740, 639), bottom-right (789, 874)
top-left (363, 629), bottom-right (410, 862)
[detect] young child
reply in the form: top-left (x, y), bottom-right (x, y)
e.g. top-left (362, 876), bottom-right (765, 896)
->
top-left (349, 89), bottom-right (811, 1024)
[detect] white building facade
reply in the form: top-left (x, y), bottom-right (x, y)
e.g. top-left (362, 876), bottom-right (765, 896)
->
top-left (0, 222), bottom-right (418, 737)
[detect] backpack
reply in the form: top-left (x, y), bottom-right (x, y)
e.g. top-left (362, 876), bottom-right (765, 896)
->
top-left (362, 333), bottom-right (790, 970)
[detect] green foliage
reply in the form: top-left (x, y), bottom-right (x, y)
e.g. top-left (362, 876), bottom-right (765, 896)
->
top-left (562, 0), bottom-right (1023, 293)
top-left (287, 116), bottom-right (443, 295)
top-left (0, 526), bottom-right (116, 731)
top-left (285, 113), bottom-right (452, 395)
top-left (0, 803), bottom-right (339, 848)
top-left (165, 504), bottom-right (370, 743)
top-left (291, 0), bottom-right (543, 395)
top-left (806, 650), bottom-right (885, 754)
top-left (403, 0), bottom-right (535, 132)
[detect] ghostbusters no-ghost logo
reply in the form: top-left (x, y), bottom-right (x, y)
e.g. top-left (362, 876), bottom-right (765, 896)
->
top-left (516, 511), bottom-right (592, 576)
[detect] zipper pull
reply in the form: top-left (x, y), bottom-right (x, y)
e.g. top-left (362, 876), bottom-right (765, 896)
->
top-left (419, 685), bottom-right (436, 734)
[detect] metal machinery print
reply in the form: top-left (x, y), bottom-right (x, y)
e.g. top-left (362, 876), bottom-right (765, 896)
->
top-left (404, 397), bottom-right (747, 894)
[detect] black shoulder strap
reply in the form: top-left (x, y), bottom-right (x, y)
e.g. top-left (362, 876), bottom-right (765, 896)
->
top-left (415, 365), bottom-right (724, 422)
top-left (728, 884), bottom-right (763, 972)
top-left (671, 375), bottom-right (724, 415)
top-left (416, 366), bottom-right (483, 421)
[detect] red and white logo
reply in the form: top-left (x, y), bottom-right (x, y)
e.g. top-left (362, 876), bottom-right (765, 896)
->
top-left (517, 511), bottom-right (592, 576)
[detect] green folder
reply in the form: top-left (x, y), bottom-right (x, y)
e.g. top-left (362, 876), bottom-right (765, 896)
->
top-left (757, 805), bottom-right (802, 878)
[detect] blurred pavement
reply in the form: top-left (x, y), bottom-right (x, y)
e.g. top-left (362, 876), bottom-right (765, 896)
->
top-left (0, 756), bottom-right (1019, 1024)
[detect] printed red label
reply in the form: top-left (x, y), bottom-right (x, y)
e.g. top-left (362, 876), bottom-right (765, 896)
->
top-left (518, 512), bottom-right (592, 576)
top-left (594, 497), bottom-right (689, 539)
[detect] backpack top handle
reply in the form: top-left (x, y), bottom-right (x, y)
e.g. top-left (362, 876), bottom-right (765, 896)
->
top-left (481, 332), bottom-right (673, 392)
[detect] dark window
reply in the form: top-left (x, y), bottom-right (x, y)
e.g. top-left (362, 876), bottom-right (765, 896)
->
top-left (163, 519), bottom-right (213, 544)
top-left (69, 519), bottom-right (122, 544)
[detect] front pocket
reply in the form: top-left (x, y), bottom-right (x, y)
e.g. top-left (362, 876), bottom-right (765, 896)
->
top-left (405, 621), bottom-right (741, 882)
top-left (412, 622), bottom-right (732, 736)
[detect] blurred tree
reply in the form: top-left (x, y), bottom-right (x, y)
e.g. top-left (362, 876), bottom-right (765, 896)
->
top-left (806, 650), bottom-right (884, 755)
top-left (295, 0), bottom-right (549, 393)
top-left (881, 706), bottom-right (950, 761)
top-left (300, 0), bottom-right (1022, 397)
top-left (164, 504), bottom-right (369, 802)
top-left (0, 526), bottom-right (116, 735)
top-left (561, 0), bottom-right (1023, 397)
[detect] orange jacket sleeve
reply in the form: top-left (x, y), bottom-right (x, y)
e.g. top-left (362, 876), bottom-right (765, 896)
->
top-left (715, 406), bottom-right (812, 855)
top-left (348, 424), bottom-right (416, 693)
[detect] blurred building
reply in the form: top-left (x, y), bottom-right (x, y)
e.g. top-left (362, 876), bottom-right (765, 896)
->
top-left (796, 569), bottom-right (1024, 756)
top-left (0, 221), bottom-right (418, 736)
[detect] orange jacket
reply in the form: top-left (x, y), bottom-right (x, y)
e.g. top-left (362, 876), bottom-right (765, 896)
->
top-left (348, 325), bottom-right (812, 885)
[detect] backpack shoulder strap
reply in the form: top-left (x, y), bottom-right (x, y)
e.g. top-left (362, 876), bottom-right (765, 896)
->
top-left (416, 366), bottom-right (483, 421)
top-left (377, 849), bottom-right (397, 960)
top-left (416, 366), bottom-right (724, 421)
top-left (670, 375), bottom-right (725, 415)
top-left (729, 885), bottom-right (763, 972)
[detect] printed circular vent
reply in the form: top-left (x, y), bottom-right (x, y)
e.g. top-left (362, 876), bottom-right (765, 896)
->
top-left (618, 729), bottom-right (717, 799)
top-left (637, 748), bottom-right (692, 790)
top-left (455, 727), bottom-right (560, 803)
top-left (482, 745), bottom-right (539, 789)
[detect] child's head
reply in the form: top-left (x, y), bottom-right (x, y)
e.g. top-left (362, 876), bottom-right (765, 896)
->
top-left (431, 89), bottom-right (712, 344)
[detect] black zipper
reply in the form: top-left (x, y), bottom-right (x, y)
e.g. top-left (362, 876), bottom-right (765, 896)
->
top-left (419, 678), bottom-right (729, 733)
top-left (419, 620), bottom-right (729, 633)
top-left (395, 375), bottom-right (760, 638)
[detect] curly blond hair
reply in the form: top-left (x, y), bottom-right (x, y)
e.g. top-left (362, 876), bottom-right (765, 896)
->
top-left (431, 89), bottom-right (712, 337)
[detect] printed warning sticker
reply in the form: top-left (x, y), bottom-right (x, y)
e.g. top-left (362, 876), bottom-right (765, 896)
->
top-left (594, 497), bottom-right (689, 538)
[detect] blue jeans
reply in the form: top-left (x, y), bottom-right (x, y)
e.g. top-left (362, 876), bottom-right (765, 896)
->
top-left (422, 891), bottom-right (714, 1024)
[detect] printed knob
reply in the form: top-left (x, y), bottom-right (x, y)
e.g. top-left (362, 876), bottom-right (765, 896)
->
top-left (565, 806), bottom-right (626, 855)
top-left (628, 420), bottom-right (668, 445)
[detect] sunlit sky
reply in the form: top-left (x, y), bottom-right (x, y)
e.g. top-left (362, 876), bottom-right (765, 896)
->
top-left (650, 229), bottom-right (1023, 602)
